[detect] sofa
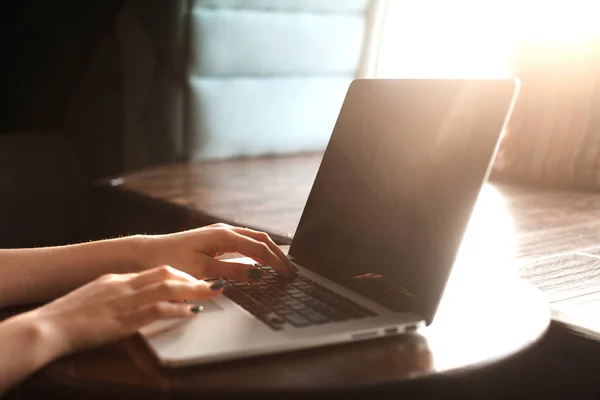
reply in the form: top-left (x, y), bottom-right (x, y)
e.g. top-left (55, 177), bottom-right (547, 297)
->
top-left (70, 0), bottom-right (387, 175)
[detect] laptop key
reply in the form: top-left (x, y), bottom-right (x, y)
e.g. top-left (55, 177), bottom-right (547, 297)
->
top-left (263, 289), bottom-right (281, 297)
top-left (267, 312), bottom-right (284, 323)
top-left (251, 293), bottom-right (268, 302)
top-left (304, 299), bottom-right (319, 307)
top-left (313, 304), bottom-right (336, 316)
top-left (247, 304), bottom-right (269, 314)
top-left (262, 298), bottom-right (278, 306)
top-left (269, 324), bottom-right (284, 331)
top-left (224, 288), bottom-right (251, 302)
top-left (283, 313), bottom-right (312, 327)
top-left (303, 312), bottom-right (330, 324)
top-left (311, 291), bottom-right (335, 302)
top-left (226, 269), bottom-right (377, 330)
top-left (272, 305), bottom-right (291, 315)
top-left (256, 312), bottom-right (285, 330)
top-left (326, 300), bottom-right (352, 312)
top-left (256, 284), bottom-right (270, 290)
top-left (238, 301), bottom-right (257, 309)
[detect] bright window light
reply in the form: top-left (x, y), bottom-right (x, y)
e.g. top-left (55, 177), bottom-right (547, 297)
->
top-left (375, 0), bottom-right (600, 79)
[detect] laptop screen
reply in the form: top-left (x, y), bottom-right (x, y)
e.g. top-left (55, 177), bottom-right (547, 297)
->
top-left (288, 79), bottom-right (518, 324)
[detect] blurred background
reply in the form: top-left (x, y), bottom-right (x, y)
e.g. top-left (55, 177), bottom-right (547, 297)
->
top-left (1, 0), bottom-right (599, 186)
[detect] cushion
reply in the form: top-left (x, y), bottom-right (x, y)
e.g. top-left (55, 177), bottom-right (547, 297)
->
top-left (188, 76), bottom-right (352, 160)
top-left (190, 7), bottom-right (365, 76)
top-left (193, 0), bottom-right (370, 13)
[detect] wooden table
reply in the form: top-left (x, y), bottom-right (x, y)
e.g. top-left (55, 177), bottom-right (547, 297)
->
top-left (92, 152), bottom-right (600, 310)
top-left (5, 153), bottom-right (561, 398)
top-left (94, 153), bottom-right (600, 261)
top-left (15, 277), bottom-right (547, 399)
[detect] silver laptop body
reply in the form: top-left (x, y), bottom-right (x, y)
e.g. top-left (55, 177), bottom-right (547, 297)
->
top-left (140, 78), bottom-right (520, 367)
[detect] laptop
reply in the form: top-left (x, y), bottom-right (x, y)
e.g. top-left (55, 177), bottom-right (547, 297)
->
top-left (140, 78), bottom-right (520, 367)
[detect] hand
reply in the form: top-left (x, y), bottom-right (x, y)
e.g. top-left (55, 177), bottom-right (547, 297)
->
top-left (144, 223), bottom-right (295, 280)
top-left (28, 265), bottom-right (222, 356)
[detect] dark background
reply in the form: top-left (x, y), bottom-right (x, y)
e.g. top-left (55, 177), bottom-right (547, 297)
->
top-left (0, 0), bottom-right (125, 176)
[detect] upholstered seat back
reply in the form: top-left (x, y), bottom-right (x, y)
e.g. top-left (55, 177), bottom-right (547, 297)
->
top-left (114, 0), bottom-right (386, 169)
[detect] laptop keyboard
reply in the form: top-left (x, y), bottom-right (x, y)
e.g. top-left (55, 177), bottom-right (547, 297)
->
top-left (223, 264), bottom-right (378, 330)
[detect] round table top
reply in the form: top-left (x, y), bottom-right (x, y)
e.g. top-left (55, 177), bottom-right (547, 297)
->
top-left (25, 261), bottom-right (549, 396)
top-left (21, 154), bottom-right (552, 396)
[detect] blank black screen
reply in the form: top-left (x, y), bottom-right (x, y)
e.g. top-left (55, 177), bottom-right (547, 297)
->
top-left (289, 79), bottom-right (518, 324)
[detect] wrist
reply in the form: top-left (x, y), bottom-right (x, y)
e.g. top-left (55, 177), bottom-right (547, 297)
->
top-left (120, 234), bottom-right (156, 272)
top-left (5, 311), bottom-right (67, 368)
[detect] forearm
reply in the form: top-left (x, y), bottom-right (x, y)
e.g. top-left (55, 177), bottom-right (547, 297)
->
top-left (0, 235), bottom-right (152, 308)
top-left (0, 311), bottom-right (64, 396)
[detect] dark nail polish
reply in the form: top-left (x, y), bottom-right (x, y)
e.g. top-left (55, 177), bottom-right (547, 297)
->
top-left (248, 268), bottom-right (262, 280)
top-left (190, 305), bottom-right (203, 313)
top-left (210, 279), bottom-right (226, 290)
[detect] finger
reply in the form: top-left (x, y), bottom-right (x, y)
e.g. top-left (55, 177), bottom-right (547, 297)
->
top-left (208, 222), bottom-right (232, 229)
top-left (121, 279), bottom-right (224, 309)
top-left (231, 227), bottom-right (296, 275)
top-left (212, 229), bottom-right (292, 277)
top-left (201, 256), bottom-right (264, 282)
top-left (128, 301), bottom-right (199, 328)
top-left (128, 265), bottom-right (199, 289)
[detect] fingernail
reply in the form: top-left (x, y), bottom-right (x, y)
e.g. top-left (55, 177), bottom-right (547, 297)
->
top-left (248, 268), bottom-right (262, 280)
top-left (190, 305), bottom-right (203, 313)
top-left (210, 279), bottom-right (226, 291)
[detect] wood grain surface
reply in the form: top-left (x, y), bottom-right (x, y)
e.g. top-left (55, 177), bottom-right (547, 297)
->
top-left (15, 153), bottom-right (589, 398)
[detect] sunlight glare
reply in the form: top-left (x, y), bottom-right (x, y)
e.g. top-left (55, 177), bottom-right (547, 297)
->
top-left (376, 0), bottom-right (600, 79)
top-left (426, 184), bottom-right (519, 370)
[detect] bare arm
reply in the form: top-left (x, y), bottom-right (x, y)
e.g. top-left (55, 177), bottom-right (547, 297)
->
top-left (0, 266), bottom-right (224, 395)
top-left (0, 223), bottom-right (294, 309)
top-left (0, 235), bottom-right (148, 308)
top-left (0, 224), bottom-right (294, 394)
top-left (0, 311), bottom-right (63, 395)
